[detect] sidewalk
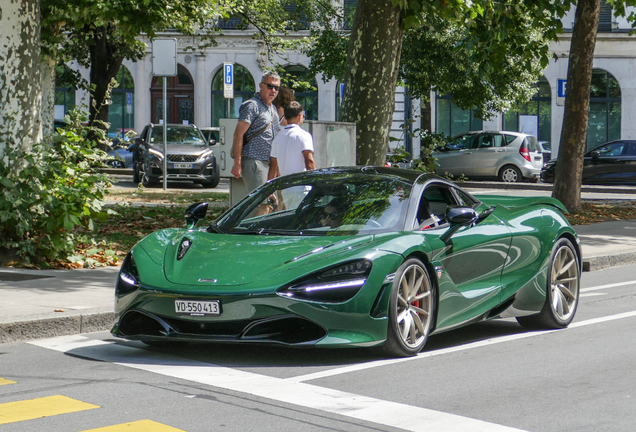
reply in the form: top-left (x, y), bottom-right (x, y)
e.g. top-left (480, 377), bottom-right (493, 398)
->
top-left (2, 218), bottom-right (636, 344)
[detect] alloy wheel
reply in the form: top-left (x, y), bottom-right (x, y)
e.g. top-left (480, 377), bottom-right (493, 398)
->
top-left (395, 263), bottom-right (432, 349)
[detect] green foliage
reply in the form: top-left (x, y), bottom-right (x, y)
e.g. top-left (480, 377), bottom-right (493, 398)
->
top-left (0, 111), bottom-right (114, 266)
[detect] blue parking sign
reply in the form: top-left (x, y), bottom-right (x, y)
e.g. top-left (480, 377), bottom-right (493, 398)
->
top-left (557, 79), bottom-right (567, 98)
top-left (224, 63), bottom-right (233, 85)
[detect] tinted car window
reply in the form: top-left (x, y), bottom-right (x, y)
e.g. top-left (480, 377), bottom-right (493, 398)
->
top-left (524, 136), bottom-right (540, 152)
top-left (503, 135), bottom-right (517, 146)
top-left (454, 188), bottom-right (478, 208)
top-left (592, 142), bottom-right (625, 157)
top-left (627, 143), bottom-right (636, 156)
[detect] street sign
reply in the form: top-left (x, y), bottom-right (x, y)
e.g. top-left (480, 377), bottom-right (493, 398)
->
top-left (152, 38), bottom-right (177, 77)
top-left (223, 63), bottom-right (234, 99)
top-left (557, 78), bottom-right (567, 106)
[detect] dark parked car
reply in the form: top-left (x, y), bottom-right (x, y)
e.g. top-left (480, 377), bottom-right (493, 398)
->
top-left (541, 140), bottom-right (636, 184)
top-left (131, 124), bottom-right (220, 188)
top-left (107, 143), bottom-right (134, 168)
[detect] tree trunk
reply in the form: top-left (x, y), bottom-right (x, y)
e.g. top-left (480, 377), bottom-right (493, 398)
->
top-left (0, 0), bottom-right (42, 157)
top-left (88, 26), bottom-right (124, 148)
top-left (41, 55), bottom-right (57, 138)
top-left (553, 0), bottom-right (601, 213)
top-left (340, 0), bottom-right (404, 166)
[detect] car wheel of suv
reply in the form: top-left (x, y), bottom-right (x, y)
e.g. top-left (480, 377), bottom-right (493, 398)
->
top-left (499, 165), bottom-right (522, 183)
top-left (199, 162), bottom-right (221, 188)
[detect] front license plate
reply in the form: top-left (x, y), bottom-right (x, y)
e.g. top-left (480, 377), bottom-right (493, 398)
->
top-left (175, 300), bottom-right (221, 315)
top-left (173, 163), bottom-right (193, 169)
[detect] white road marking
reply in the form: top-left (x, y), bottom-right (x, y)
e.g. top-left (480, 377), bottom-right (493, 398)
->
top-left (289, 310), bottom-right (636, 383)
top-left (580, 293), bottom-right (607, 297)
top-left (581, 280), bottom-right (636, 292)
top-left (30, 335), bottom-right (525, 432)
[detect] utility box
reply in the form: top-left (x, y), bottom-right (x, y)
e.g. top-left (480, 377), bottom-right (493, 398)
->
top-left (217, 119), bottom-right (356, 205)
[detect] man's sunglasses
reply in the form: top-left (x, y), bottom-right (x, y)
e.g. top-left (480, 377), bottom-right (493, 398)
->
top-left (263, 83), bottom-right (280, 91)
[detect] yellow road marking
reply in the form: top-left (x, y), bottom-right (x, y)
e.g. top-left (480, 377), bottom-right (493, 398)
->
top-left (0, 378), bottom-right (16, 386)
top-left (83, 420), bottom-right (186, 431)
top-left (0, 395), bottom-right (99, 425)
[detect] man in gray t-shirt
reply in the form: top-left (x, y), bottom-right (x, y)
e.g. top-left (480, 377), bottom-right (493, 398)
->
top-left (231, 71), bottom-right (281, 192)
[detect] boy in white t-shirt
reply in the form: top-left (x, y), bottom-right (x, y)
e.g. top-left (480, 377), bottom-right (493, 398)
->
top-left (268, 101), bottom-right (316, 179)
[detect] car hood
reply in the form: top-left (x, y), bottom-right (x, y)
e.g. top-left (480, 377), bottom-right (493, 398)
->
top-left (155, 232), bottom-right (377, 287)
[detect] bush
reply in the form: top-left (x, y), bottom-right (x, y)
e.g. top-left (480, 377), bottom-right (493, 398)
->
top-left (0, 111), bottom-right (114, 266)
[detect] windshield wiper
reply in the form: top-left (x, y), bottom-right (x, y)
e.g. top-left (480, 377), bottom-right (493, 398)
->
top-left (206, 222), bottom-right (224, 234)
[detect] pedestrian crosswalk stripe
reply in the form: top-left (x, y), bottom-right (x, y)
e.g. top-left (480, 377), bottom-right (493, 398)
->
top-left (0, 378), bottom-right (16, 386)
top-left (82, 420), bottom-right (186, 431)
top-left (0, 395), bottom-right (99, 425)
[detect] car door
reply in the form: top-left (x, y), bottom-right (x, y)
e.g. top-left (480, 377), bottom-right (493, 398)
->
top-left (434, 134), bottom-right (477, 177)
top-left (582, 141), bottom-right (626, 184)
top-left (622, 142), bottom-right (636, 183)
top-left (471, 133), bottom-right (507, 177)
top-left (415, 182), bottom-right (512, 329)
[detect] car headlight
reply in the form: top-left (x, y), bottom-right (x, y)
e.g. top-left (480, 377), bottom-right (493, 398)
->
top-left (116, 252), bottom-right (140, 295)
top-left (148, 148), bottom-right (164, 159)
top-left (277, 260), bottom-right (372, 303)
top-left (199, 149), bottom-right (213, 159)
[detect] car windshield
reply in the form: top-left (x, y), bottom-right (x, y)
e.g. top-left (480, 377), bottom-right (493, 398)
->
top-left (150, 127), bottom-right (205, 145)
top-left (215, 175), bottom-right (412, 236)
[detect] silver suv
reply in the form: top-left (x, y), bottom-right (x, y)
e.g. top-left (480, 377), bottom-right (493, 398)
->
top-left (433, 131), bottom-right (544, 182)
top-left (132, 124), bottom-right (220, 188)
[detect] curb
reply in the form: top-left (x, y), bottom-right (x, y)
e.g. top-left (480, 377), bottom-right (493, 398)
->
top-left (0, 308), bottom-right (115, 344)
top-left (582, 251), bottom-right (636, 272)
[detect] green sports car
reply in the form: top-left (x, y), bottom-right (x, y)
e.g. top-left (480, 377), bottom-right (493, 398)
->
top-left (112, 166), bottom-right (581, 357)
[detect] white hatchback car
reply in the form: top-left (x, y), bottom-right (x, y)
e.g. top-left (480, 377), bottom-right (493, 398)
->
top-left (433, 131), bottom-right (544, 182)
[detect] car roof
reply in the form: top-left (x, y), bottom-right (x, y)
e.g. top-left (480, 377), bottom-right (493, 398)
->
top-left (453, 130), bottom-right (531, 138)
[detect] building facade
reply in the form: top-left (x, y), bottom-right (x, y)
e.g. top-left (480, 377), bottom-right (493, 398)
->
top-left (56, 4), bottom-right (635, 160)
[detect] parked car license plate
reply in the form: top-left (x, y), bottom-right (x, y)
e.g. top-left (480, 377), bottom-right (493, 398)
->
top-left (173, 163), bottom-right (193, 169)
top-left (175, 300), bottom-right (220, 315)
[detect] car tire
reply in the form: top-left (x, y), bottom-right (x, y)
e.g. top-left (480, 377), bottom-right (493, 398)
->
top-left (200, 162), bottom-right (221, 188)
top-left (142, 172), bottom-right (157, 188)
top-left (498, 165), bottom-right (523, 183)
top-left (517, 237), bottom-right (580, 329)
top-left (382, 258), bottom-right (435, 358)
top-left (133, 162), bottom-right (141, 183)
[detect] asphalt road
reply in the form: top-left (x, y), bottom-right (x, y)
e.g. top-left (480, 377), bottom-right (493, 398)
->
top-left (2, 264), bottom-right (635, 432)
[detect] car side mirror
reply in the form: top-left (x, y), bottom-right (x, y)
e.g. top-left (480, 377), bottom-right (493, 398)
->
top-left (590, 151), bottom-right (600, 159)
top-left (440, 207), bottom-right (478, 243)
top-left (209, 139), bottom-right (216, 146)
top-left (447, 207), bottom-right (478, 225)
top-left (185, 202), bottom-right (209, 229)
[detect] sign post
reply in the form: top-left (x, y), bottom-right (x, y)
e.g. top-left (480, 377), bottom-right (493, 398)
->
top-left (152, 38), bottom-right (178, 190)
top-left (223, 62), bottom-right (234, 118)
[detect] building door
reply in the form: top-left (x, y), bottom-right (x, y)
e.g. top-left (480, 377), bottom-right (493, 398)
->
top-left (150, 64), bottom-right (195, 125)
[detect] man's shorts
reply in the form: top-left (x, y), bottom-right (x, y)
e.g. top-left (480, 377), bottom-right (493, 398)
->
top-left (241, 157), bottom-right (270, 192)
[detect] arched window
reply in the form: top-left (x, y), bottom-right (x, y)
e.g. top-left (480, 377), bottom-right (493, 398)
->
top-left (435, 94), bottom-right (483, 137)
top-left (283, 65), bottom-right (318, 120)
top-left (587, 69), bottom-right (621, 150)
top-left (502, 76), bottom-right (551, 142)
top-left (108, 65), bottom-right (135, 137)
top-left (211, 64), bottom-right (256, 127)
top-left (55, 64), bottom-right (77, 121)
top-left (151, 64), bottom-right (195, 125)
top-left (335, 81), bottom-right (345, 121)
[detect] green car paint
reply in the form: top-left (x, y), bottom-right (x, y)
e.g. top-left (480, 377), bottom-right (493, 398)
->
top-left (112, 167), bottom-right (581, 355)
